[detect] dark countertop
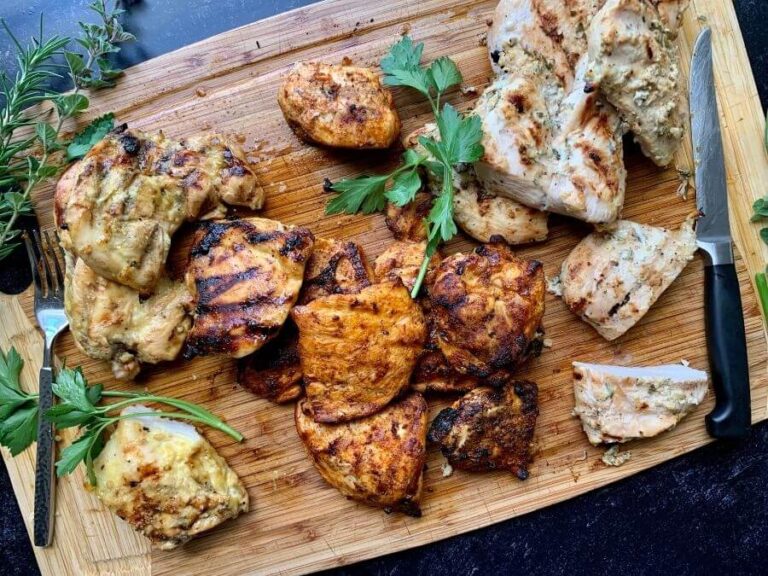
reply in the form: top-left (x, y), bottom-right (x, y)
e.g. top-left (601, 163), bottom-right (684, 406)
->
top-left (1, 1), bottom-right (767, 575)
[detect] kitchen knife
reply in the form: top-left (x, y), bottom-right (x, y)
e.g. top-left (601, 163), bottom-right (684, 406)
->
top-left (691, 27), bottom-right (751, 439)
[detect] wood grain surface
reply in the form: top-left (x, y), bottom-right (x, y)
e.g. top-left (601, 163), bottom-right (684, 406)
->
top-left (1, 0), bottom-right (767, 574)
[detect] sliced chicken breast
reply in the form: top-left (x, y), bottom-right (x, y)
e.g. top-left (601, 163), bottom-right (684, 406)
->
top-left (559, 218), bottom-right (697, 340)
top-left (586, 0), bottom-right (688, 166)
top-left (572, 362), bottom-right (708, 444)
top-left (278, 62), bottom-right (401, 149)
top-left (295, 392), bottom-right (428, 516)
top-left (92, 406), bottom-right (248, 550)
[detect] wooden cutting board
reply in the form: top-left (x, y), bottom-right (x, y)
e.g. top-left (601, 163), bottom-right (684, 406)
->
top-left (2, 0), bottom-right (767, 574)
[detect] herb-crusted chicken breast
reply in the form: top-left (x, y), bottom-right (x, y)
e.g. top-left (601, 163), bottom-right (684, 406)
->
top-left (185, 217), bottom-right (314, 358)
top-left (237, 238), bottom-right (372, 403)
top-left (278, 62), bottom-right (401, 149)
top-left (428, 241), bottom-right (545, 381)
top-left (572, 362), bottom-right (708, 444)
top-left (295, 392), bottom-right (428, 516)
top-left (55, 126), bottom-right (263, 292)
top-left (92, 406), bottom-right (248, 550)
top-left (559, 218), bottom-right (697, 340)
top-left (586, 0), bottom-right (688, 166)
top-left (428, 381), bottom-right (539, 479)
top-left (292, 281), bottom-right (427, 423)
top-left (64, 254), bottom-right (192, 380)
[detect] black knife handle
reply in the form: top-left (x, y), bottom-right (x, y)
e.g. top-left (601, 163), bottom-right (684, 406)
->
top-left (704, 263), bottom-right (751, 439)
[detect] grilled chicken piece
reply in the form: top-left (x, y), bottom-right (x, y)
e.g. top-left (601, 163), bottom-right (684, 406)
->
top-left (237, 323), bottom-right (303, 403)
top-left (237, 238), bottom-right (373, 403)
top-left (295, 392), bottom-right (428, 516)
top-left (292, 281), bottom-right (427, 423)
top-left (185, 217), bottom-right (314, 358)
top-left (55, 126), bottom-right (263, 292)
top-left (428, 381), bottom-right (539, 479)
top-left (411, 350), bottom-right (481, 394)
top-left (477, 0), bottom-right (627, 224)
top-left (559, 218), bottom-right (697, 341)
top-left (64, 254), bottom-right (192, 380)
top-left (385, 192), bottom-right (431, 242)
top-left (299, 237), bottom-right (373, 304)
top-left (428, 241), bottom-right (545, 380)
top-left (92, 406), bottom-right (248, 550)
top-left (586, 0), bottom-right (688, 166)
top-left (572, 362), bottom-right (708, 445)
top-left (373, 241), bottom-right (440, 293)
top-left (278, 62), bottom-right (401, 149)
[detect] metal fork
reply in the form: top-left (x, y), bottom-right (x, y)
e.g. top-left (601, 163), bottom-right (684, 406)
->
top-left (23, 229), bottom-right (69, 548)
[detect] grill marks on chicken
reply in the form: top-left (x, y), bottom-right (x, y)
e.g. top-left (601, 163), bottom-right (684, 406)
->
top-left (428, 242), bottom-right (546, 382)
top-left (428, 381), bottom-right (539, 479)
top-left (64, 254), bottom-right (193, 380)
top-left (295, 392), bottom-right (428, 516)
top-left (55, 126), bottom-right (263, 292)
top-left (92, 406), bottom-right (249, 550)
top-left (278, 62), bottom-right (401, 149)
top-left (559, 218), bottom-right (697, 340)
top-left (185, 217), bottom-right (314, 359)
top-left (292, 281), bottom-right (427, 423)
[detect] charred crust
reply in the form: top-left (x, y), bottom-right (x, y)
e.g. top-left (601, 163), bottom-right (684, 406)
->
top-left (490, 49), bottom-right (501, 63)
top-left (427, 407), bottom-right (459, 443)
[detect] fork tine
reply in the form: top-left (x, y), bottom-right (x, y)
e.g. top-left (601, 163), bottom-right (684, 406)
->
top-left (23, 233), bottom-right (42, 293)
top-left (31, 229), bottom-right (52, 296)
top-left (43, 230), bottom-right (64, 292)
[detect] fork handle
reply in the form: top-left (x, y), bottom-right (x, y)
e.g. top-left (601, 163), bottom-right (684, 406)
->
top-left (34, 365), bottom-right (56, 547)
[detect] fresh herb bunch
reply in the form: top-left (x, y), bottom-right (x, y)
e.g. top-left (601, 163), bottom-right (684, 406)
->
top-left (0, 1), bottom-right (133, 261)
top-left (0, 346), bottom-right (243, 485)
top-left (325, 36), bottom-right (485, 297)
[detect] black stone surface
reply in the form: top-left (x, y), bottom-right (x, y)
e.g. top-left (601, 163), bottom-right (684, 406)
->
top-left (1, 1), bottom-right (767, 575)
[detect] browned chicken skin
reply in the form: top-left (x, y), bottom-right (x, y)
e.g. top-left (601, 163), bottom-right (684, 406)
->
top-left (185, 217), bottom-right (314, 359)
top-left (385, 192), bottom-right (431, 242)
top-left (278, 62), bottom-right (401, 149)
top-left (373, 240), bottom-right (440, 293)
top-left (295, 392), bottom-right (428, 516)
top-left (237, 238), bottom-right (373, 403)
top-left (55, 126), bottom-right (263, 292)
top-left (292, 281), bottom-right (427, 423)
top-left (428, 241), bottom-right (545, 381)
top-left (428, 381), bottom-right (539, 479)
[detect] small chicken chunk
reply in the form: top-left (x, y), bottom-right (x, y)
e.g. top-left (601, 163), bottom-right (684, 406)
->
top-left (237, 323), bottom-right (303, 404)
top-left (295, 392), bottom-right (428, 516)
top-left (411, 350), bottom-right (482, 394)
top-left (185, 217), bottom-right (314, 358)
top-left (586, 0), bottom-right (688, 166)
top-left (373, 241), bottom-right (440, 293)
top-left (64, 254), bottom-right (192, 380)
top-left (92, 406), bottom-right (249, 550)
top-left (572, 362), bottom-right (708, 445)
top-left (428, 381), bottom-right (539, 479)
top-left (429, 241), bottom-right (545, 380)
top-left (292, 281), bottom-right (427, 423)
top-left (385, 192), bottom-right (431, 242)
top-left (559, 218), bottom-right (697, 341)
top-left (299, 237), bottom-right (373, 304)
top-left (278, 62), bottom-right (401, 149)
top-left (55, 126), bottom-right (263, 292)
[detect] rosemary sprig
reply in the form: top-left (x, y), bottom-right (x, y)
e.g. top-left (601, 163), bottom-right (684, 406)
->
top-left (0, 346), bottom-right (243, 486)
top-left (0, 1), bottom-right (133, 261)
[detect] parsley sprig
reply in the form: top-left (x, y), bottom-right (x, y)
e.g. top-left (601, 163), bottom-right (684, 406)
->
top-left (325, 36), bottom-right (485, 296)
top-left (0, 346), bottom-right (243, 485)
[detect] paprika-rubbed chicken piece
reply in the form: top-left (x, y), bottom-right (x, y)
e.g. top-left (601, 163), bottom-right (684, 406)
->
top-left (295, 392), bottom-right (428, 516)
top-left (428, 241), bottom-right (545, 382)
top-left (64, 254), bottom-right (193, 380)
top-left (428, 381), bottom-right (539, 479)
top-left (185, 217), bottom-right (314, 359)
top-left (55, 126), bottom-right (263, 292)
top-left (292, 281), bottom-right (427, 423)
top-left (278, 62), bottom-right (401, 149)
top-left (237, 238), bottom-right (372, 403)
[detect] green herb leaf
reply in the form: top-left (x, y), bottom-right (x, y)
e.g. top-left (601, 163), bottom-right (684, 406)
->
top-left (386, 169), bottom-right (422, 207)
top-left (51, 93), bottom-right (90, 119)
top-left (761, 228), bottom-right (768, 246)
top-left (0, 403), bottom-right (38, 456)
top-left (55, 432), bottom-right (95, 477)
top-left (429, 57), bottom-right (462, 94)
top-left (326, 175), bottom-right (389, 215)
top-left (66, 112), bottom-right (115, 161)
top-left (381, 35), bottom-right (424, 76)
top-left (51, 367), bottom-right (94, 412)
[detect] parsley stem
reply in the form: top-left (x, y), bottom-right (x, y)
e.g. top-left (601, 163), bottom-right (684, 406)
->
top-left (756, 272), bottom-right (768, 322)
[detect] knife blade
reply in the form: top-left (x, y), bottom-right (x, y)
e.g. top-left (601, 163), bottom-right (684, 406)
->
top-left (690, 27), bottom-right (751, 439)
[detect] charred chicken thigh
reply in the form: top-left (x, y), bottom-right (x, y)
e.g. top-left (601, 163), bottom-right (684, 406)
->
top-left (55, 126), bottom-right (263, 292)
